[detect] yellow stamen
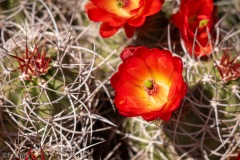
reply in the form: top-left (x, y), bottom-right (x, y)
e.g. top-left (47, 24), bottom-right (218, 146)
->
top-left (199, 19), bottom-right (209, 28)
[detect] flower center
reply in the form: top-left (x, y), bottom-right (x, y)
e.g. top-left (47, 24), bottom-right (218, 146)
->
top-left (199, 19), bottom-right (209, 28)
top-left (117, 0), bottom-right (129, 8)
top-left (144, 79), bottom-right (157, 95)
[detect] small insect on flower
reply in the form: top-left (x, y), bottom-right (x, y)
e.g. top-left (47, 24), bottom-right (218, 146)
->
top-left (110, 46), bottom-right (187, 121)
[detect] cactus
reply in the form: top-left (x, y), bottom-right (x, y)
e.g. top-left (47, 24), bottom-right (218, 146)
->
top-left (0, 0), bottom-right (240, 159)
top-left (0, 0), bottom-right (119, 159)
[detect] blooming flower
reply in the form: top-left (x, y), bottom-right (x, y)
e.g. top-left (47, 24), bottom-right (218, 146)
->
top-left (85, 0), bottom-right (164, 38)
top-left (13, 44), bottom-right (50, 80)
top-left (217, 50), bottom-right (240, 82)
top-left (171, 0), bottom-right (216, 57)
top-left (110, 46), bottom-right (187, 121)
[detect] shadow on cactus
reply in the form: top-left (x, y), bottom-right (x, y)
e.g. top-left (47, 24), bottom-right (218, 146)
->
top-left (164, 83), bottom-right (228, 159)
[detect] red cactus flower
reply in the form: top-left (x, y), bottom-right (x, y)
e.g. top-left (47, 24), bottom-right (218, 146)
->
top-left (13, 43), bottom-right (50, 80)
top-left (171, 0), bottom-right (217, 57)
top-left (110, 46), bottom-right (187, 121)
top-left (85, 0), bottom-right (164, 38)
top-left (217, 50), bottom-right (240, 82)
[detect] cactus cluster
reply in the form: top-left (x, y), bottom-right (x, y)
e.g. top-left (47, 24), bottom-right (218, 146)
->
top-left (0, 0), bottom-right (239, 160)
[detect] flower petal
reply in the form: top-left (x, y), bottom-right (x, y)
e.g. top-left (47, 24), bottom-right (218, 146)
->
top-left (141, 111), bottom-right (162, 121)
top-left (110, 72), bottom-right (121, 90)
top-left (100, 23), bottom-right (120, 38)
top-left (124, 23), bottom-right (136, 38)
top-left (172, 56), bottom-right (183, 74)
top-left (141, 0), bottom-right (163, 16)
top-left (115, 82), bottom-right (156, 114)
top-left (85, 2), bottom-right (115, 22)
top-left (120, 46), bottom-right (143, 61)
top-left (128, 16), bottom-right (146, 27)
top-left (91, 0), bottom-right (140, 18)
top-left (118, 56), bottom-right (152, 85)
top-left (143, 49), bottom-right (175, 85)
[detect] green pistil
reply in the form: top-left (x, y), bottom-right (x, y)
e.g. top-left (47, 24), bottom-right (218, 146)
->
top-left (145, 80), bottom-right (154, 90)
top-left (199, 19), bottom-right (209, 28)
top-left (117, 0), bottom-right (128, 8)
top-left (144, 79), bottom-right (157, 95)
top-left (117, 1), bottom-right (124, 8)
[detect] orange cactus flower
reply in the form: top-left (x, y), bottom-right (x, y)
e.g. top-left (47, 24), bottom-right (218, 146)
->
top-left (85, 0), bottom-right (164, 38)
top-left (110, 46), bottom-right (187, 121)
top-left (171, 0), bottom-right (217, 57)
